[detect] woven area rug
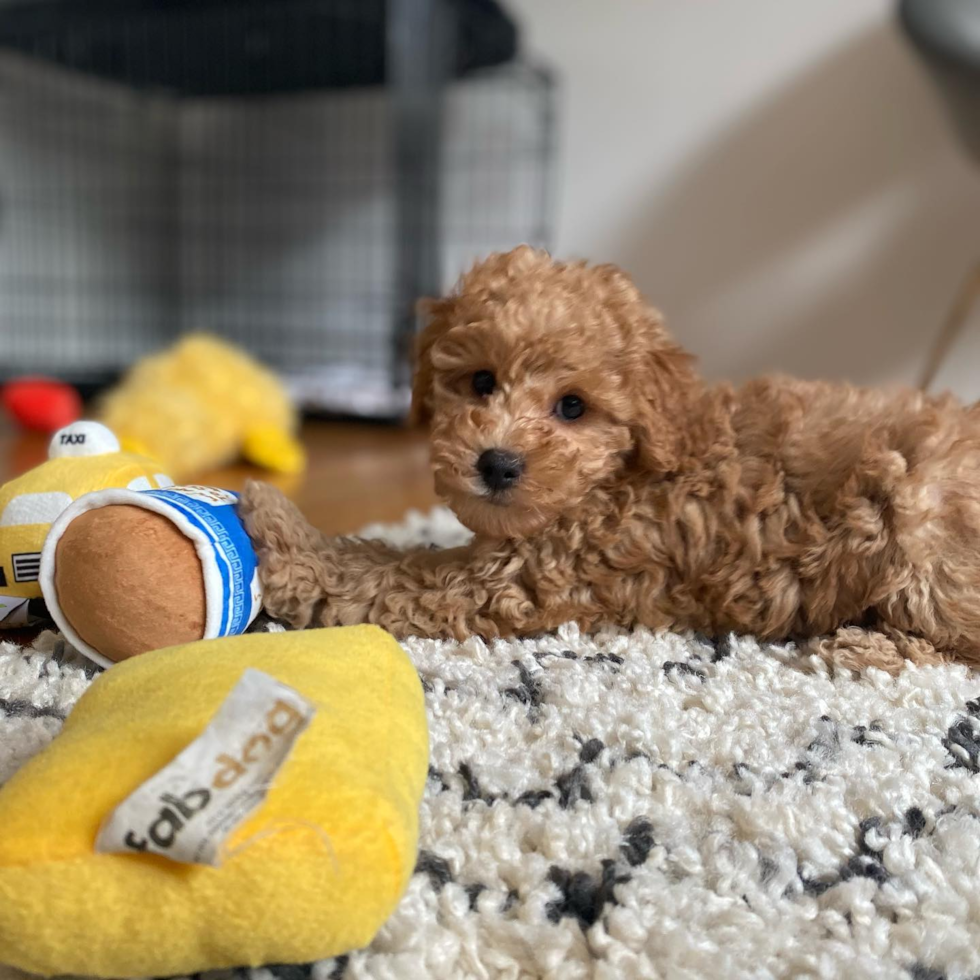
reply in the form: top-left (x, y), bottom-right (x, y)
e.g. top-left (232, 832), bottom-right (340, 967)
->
top-left (4, 508), bottom-right (980, 980)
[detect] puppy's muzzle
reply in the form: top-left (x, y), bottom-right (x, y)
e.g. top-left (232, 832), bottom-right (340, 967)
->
top-left (477, 449), bottom-right (525, 493)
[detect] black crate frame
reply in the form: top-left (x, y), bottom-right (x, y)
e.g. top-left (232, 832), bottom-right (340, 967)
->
top-left (0, 0), bottom-right (556, 417)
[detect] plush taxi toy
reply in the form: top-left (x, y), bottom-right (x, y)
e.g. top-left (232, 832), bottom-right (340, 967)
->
top-left (0, 421), bottom-right (172, 628)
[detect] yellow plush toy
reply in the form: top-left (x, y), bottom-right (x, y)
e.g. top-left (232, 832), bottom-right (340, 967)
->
top-left (0, 420), bottom-right (172, 627)
top-left (0, 625), bottom-right (428, 978)
top-left (99, 334), bottom-right (306, 482)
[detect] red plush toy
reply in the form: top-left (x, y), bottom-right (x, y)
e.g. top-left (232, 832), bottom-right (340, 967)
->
top-left (1, 378), bottom-right (82, 432)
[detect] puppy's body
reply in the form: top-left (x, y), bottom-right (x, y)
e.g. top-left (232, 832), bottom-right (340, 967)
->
top-left (241, 248), bottom-right (980, 670)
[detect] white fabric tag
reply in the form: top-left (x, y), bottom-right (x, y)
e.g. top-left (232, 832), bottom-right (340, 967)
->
top-left (96, 669), bottom-right (315, 867)
top-left (0, 596), bottom-right (31, 627)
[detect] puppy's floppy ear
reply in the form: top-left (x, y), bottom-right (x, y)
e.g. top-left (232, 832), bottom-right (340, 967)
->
top-left (626, 309), bottom-right (700, 474)
top-left (590, 262), bottom-right (699, 473)
top-left (410, 296), bottom-right (455, 425)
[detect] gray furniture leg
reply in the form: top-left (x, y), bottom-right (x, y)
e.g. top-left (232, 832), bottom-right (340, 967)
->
top-left (920, 263), bottom-right (980, 391)
top-left (388, 0), bottom-right (452, 396)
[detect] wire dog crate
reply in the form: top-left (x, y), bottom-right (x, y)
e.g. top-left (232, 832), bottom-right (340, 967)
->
top-left (0, 0), bottom-right (555, 417)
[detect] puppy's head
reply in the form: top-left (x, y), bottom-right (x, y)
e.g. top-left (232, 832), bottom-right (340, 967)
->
top-left (412, 246), bottom-right (699, 538)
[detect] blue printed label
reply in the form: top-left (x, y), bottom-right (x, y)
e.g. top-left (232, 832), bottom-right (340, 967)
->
top-left (141, 486), bottom-right (259, 637)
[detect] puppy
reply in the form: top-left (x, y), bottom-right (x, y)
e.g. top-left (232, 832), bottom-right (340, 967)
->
top-left (240, 246), bottom-right (980, 671)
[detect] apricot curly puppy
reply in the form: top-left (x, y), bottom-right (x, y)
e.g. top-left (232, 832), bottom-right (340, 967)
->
top-left (240, 246), bottom-right (980, 672)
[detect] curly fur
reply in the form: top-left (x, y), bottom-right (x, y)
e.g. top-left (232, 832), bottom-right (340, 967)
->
top-left (240, 246), bottom-right (980, 672)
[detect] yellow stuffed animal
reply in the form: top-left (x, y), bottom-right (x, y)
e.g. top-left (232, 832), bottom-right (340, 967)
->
top-left (0, 421), bottom-right (172, 627)
top-left (99, 334), bottom-right (306, 482)
top-left (0, 626), bottom-right (428, 978)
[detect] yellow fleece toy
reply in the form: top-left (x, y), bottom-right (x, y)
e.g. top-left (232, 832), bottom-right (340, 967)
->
top-left (0, 626), bottom-right (428, 978)
top-left (99, 334), bottom-right (306, 482)
top-left (0, 420), bottom-right (172, 627)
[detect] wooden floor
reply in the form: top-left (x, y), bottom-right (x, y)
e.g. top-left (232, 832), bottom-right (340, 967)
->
top-left (0, 420), bottom-right (440, 535)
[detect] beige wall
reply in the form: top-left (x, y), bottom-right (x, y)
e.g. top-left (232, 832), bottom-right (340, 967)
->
top-left (509, 0), bottom-right (980, 394)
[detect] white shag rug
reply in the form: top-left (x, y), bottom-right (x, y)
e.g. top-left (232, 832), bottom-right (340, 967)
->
top-left (4, 508), bottom-right (980, 980)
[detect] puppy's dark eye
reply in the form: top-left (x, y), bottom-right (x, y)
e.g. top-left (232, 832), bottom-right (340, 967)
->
top-left (472, 370), bottom-right (496, 397)
top-left (555, 394), bottom-right (586, 421)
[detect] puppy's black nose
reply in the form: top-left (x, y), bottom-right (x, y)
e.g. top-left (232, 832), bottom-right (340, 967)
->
top-left (477, 448), bottom-right (525, 492)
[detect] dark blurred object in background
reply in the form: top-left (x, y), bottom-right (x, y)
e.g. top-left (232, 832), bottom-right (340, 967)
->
top-left (899, 0), bottom-right (980, 390)
top-left (0, 0), bottom-right (518, 95)
top-left (900, 0), bottom-right (980, 160)
top-left (0, 0), bottom-right (555, 417)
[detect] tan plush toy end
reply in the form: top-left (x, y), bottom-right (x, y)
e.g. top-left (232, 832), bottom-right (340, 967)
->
top-left (53, 505), bottom-right (207, 662)
top-left (41, 485), bottom-right (262, 668)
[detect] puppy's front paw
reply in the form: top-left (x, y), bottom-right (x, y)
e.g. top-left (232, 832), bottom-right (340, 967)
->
top-left (802, 626), bottom-right (948, 675)
top-left (238, 480), bottom-right (328, 628)
top-left (238, 480), bottom-right (321, 555)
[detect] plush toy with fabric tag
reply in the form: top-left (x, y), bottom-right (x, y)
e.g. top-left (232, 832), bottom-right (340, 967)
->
top-left (0, 626), bottom-right (428, 977)
top-left (0, 421), bottom-right (173, 628)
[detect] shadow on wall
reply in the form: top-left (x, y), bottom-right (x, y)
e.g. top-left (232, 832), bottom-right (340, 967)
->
top-left (619, 20), bottom-right (980, 388)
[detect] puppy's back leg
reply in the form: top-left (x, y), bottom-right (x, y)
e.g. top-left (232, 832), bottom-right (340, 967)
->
top-left (874, 494), bottom-right (980, 666)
